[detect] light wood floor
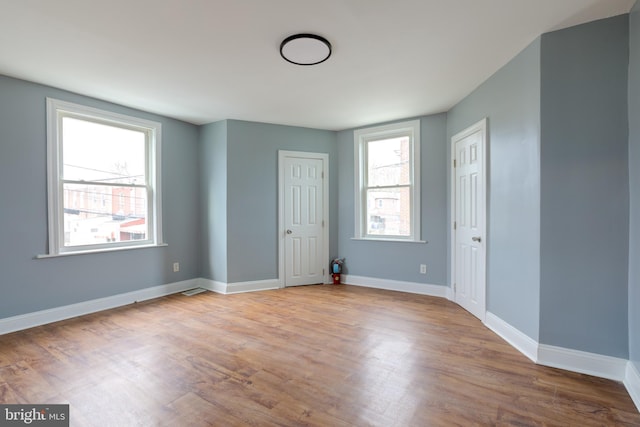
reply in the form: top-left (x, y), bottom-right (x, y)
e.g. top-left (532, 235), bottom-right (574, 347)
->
top-left (0, 285), bottom-right (638, 426)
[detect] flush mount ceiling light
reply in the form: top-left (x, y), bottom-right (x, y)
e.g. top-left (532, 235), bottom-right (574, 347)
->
top-left (280, 33), bottom-right (332, 66)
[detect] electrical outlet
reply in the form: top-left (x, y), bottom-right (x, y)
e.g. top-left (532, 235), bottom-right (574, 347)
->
top-left (173, 262), bottom-right (180, 272)
top-left (420, 264), bottom-right (427, 274)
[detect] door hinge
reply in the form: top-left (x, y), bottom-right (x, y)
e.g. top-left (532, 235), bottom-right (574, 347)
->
top-left (322, 171), bottom-right (324, 179)
top-left (453, 283), bottom-right (456, 292)
top-left (323, 268), bottom-right (325, 275)
top-left (453, 221), bottom-right (457, 230)
top-left (322, 220), bottom-right (325, 227)
top-left (454, 159), bottom-right (457, 168)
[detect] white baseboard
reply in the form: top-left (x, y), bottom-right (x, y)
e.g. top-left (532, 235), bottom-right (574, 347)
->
top-left (537, 344), bottom-right (628, 382)
top-left (479, 312), bottom-right (635, 394)
top-left (198, 278), bottom-right (228, 294)
top-left (226, 279), bottom-right (280, 294)
top-left (625, 362), bottom-right (640, 412)
top-left (199, 278), bottom-right (280, 295)
top-left (342, 274), bottom-right (451, 299)
top-left (0, 279), bottom-right (199, 335)
top-left (484, 312), bottom-right (538, 362)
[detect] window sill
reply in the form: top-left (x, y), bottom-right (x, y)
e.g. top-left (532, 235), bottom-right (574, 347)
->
top-left (35, 243), bottom-right (168, 259)
top-left (351, 237), bottom-right (427, 244)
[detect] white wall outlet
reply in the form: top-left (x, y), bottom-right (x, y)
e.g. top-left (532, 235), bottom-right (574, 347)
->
top-left (420, 264), bottom-right (427, 274)
top-left (173, 262), bottom-right (180, 272)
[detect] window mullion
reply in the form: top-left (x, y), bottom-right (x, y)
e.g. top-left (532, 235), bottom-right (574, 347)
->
top-left (62, 179), bottom-right (146, 189)
top-left (366, 184), bottom-right (411, 190)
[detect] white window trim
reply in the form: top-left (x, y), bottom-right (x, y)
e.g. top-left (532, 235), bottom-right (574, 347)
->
top-left (44, 98), bottom-right (163, 256)
top-left (353, 119), bottom-right (422, 242)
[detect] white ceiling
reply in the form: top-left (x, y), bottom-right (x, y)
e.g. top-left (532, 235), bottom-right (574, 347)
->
top-left (0, 0), bottom-right (635, 131)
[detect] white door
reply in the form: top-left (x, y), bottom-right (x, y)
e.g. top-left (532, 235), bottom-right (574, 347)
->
top-left (279, 152), bottom-right (328, 287)
top-left (452, 119), bottom-right (487, 321)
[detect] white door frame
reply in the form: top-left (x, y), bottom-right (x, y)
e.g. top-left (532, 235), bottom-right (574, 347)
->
top-left (450, 118), bottom-right (488, 320)
top-left (278, 150), bottom-right (330, 288)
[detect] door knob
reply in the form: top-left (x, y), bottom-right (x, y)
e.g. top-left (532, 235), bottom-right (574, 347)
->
top-left (472, 236), bottom-right (481, 242)
top-left (286, 229), bottom-right (293, 234)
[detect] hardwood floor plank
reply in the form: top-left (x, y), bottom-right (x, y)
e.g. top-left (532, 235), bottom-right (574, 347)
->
top-left (0, 284), bottom-right (638, 426)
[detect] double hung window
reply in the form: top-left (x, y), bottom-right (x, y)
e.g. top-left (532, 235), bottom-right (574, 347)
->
top-left (354, 120), bottom-right (421, 241)
top-left (46, 98), bottom-right (162, 255)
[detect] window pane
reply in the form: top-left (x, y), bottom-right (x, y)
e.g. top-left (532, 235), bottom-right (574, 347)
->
top-left (63, 183), bottom-right (148, 247)
top-left (366, 187), bottom-right (411, 236)
top-left (367, 136), bottom-right (410, 187)
top-left (62, 117), bottom-right (146, 184)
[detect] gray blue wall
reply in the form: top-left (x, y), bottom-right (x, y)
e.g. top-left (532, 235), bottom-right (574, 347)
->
top-left (447, 40), bottom-right (542, 340)
top-left (539, 15), bottom-right (630, 358)
top-left (200, 120), bottom-right (228, 283)
top-left (1, 8), bottom-right (638, 368)
top-left (337, 114), bottom-right (448, 286)
top-left (445, 13), bottom-right (633, 358)
top-left (629, 1), bottom-right (640, 369)
top-left (203, 120), bottom-right (338, 284)
top-left (0, 75), bottom-right (201, 318)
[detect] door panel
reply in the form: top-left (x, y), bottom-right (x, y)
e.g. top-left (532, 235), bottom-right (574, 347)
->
top-left (453, 121), bottom-right (486, 321)
top-left (284, 156), bottom-right (324, 286)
